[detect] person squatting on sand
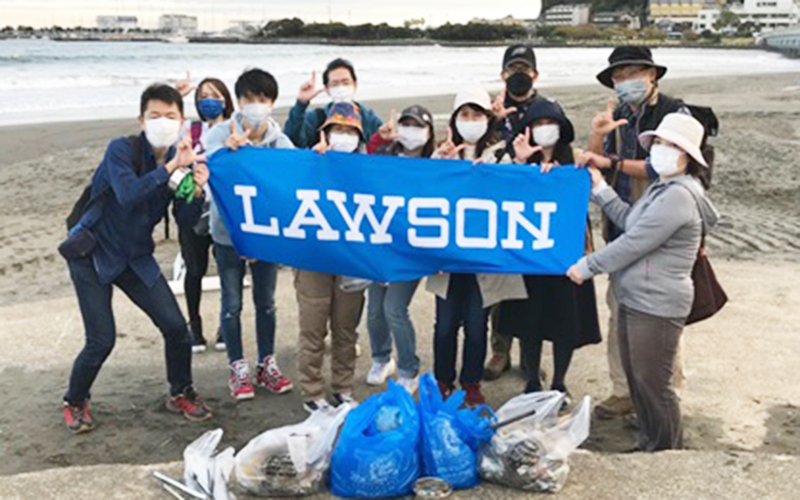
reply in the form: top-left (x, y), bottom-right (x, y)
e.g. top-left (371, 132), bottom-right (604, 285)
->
top-left (62, 84), bottom-right (213, 432)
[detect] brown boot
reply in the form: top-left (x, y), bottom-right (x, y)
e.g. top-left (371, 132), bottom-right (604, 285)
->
top-left (594, 395), bottom-right (635, 420)
top-left (483, 354), bottom-right (511, 381)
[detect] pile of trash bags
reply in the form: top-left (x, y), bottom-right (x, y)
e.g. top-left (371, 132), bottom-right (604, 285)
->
top-left (176, 373), bottom-right (591, 499)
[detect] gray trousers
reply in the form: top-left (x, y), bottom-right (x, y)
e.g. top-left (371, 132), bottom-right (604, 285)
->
top-left (618, 305), bottom-right (686, 451)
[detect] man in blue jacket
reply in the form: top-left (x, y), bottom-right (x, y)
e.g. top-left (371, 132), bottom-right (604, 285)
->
top-left (284, 58), bottom-right (383, 148)
top-left (62, 84), bottom-right (213, 433)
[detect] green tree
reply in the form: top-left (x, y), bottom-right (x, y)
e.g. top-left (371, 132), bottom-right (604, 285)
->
top-left (713, 9), bottom-right (741, 31)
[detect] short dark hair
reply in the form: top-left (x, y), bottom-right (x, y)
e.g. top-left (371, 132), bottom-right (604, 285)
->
top-left (234, 68), bottom-right (279, 101)
top-left (140, 84), bottom-right (184, 117)
top-left (323, 58), bottom-right (357, 86)
top-left (195, 77), bottom-right (235, 121)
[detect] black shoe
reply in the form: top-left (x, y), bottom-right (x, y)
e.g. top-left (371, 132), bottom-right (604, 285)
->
top-left (189, 321), bottom-right (207, 354)
top-left (331, 392), bottom-right (356, 407)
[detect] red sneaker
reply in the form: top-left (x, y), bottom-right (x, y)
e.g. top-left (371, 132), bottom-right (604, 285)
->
top-left (462, 383), bottom-right (486, 408)
top-left (63, 400), bottom-right (94, 434)
top-left (437, 380), bottom-right (454, 400)
top-left (255, 355), bottom-right (293, 394)
top-left (229, 359), bottom-right (255, 401)
top-left (166, 387), bottom-right (213, 422)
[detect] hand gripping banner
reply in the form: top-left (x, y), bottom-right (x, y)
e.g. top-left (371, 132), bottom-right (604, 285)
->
top-left (208, 148), bottom-right (590, 282)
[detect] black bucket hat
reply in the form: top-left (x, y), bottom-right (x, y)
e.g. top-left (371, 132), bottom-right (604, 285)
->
top-left (523, 99), bottom-right (575, 145)
top-left (596, 46), bottom-right (667, 89)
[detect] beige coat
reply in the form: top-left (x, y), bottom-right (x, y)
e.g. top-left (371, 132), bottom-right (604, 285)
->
top-left (425, 273), bottom-right (528, 308)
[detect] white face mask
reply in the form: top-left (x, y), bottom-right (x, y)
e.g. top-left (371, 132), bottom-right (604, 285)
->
top-left (328, 85), bottom-right (355, 103)
top-left (650, 143), bottom-right (685, 177)
top-left (328, 132), bottom-right (360, 153)
top-left (397, 125), bottom-right (429, 151)
top-left (533, 123), bottom-right (561, 148)
top-left (456, 119), bottom-right (488, 144)
top-left (144, 117), bottom-right (182, 149)
top-left (240, 103), bottom-right (272, 128)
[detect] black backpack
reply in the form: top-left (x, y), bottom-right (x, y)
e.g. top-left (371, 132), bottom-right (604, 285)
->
top-left (66, 135), bottom-right (143, 230)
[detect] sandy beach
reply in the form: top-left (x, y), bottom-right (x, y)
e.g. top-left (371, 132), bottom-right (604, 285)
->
top-left (1, 71), bottom-right (800, 496)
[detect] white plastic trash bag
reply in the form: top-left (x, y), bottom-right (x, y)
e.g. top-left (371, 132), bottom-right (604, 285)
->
top-left (235, 404), bottom-right (353, 497)
top-left (479, 392), bottom-right (591, 493)
top-left (183, 428), bottom-right (236, 500)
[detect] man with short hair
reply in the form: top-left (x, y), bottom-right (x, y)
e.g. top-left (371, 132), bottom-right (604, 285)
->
top-left (578, 46), bottom-right (689, 420)
top-left (284, 58), bottom-right (383, 148)
top-left (63, 84), bottom-right (212, 433)
top-left (204, 68), bottom-right (295, 402)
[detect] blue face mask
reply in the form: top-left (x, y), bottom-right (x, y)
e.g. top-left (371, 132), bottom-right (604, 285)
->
top-left (197, 98), bottom-right (225, 120)
top-left (615, 79), bottom-right (648, 106)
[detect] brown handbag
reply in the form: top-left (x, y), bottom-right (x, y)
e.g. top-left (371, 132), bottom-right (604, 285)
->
top-left (687, 237), bottom-right (728, 325)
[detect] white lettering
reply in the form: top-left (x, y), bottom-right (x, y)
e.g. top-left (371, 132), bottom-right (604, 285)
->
top-left (327, 191), bottom-right (405, 244)
top-left (456, 199), bottom-right (498, 249)
top-left (235, 185), bottom-right (279, 236)
top-left (408, 198), bottom-right (449, 249)
top-left (282, 190), bottom-right (340, 240)
top-left (501, 201), bottom-right (557, 250)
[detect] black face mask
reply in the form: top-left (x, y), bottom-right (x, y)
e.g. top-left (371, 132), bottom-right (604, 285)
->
top-left (506, 72), bottom-right (533, 98)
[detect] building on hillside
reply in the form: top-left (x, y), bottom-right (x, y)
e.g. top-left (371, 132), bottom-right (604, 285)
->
top-left (543, 3), bottom-right (592, 26)
top-left (470, 15), bottom-right (533, 26)
top-left (694, 0), bottom-right (800, 31)
top-left (592, 11), bottom-right (642, 29)
top-left (96, 16), bottom-right (138, 31)
top-left (649, 0), bottom-right (708, 26)
top-left (159, 14), bottom-right (199, 34)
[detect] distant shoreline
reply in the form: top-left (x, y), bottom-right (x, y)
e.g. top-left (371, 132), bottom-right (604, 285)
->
top-left (3, 35), bottom-right (763, 51)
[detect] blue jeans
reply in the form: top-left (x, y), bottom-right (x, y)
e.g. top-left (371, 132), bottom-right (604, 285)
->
top-left (214, 243), bottom-right (278, 363)
top-left (367, 280), bottom-right (420, 378)
top-left (65, 257), bottom-right (192, 404)
top-left (434, 274), bottom-right (489, 386)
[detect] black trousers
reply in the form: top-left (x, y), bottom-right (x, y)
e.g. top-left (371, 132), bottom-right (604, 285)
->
top-left (178, 226), bottom-right (213, 334)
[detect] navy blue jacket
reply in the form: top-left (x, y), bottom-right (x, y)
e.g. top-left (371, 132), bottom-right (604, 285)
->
top-left (87, 133), bottom-right (203, 286)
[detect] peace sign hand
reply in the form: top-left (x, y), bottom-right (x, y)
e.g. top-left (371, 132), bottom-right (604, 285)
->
top-left (512, 127), bottom-right (543, 164)
top-left (298, 70), bottom-right (324, 104)
top-left (433, 127), bottom-right (466, 160)
top-left (313, 131), bottom-right (333, 154)
top-left (492, 89), bottom-right (518, 120)
top-left (592, 97), bottom-right (629, 136)
top-left (378, 109), bottom-right (400, 141)
top-left (176, 71), bottom-right (195, 97)
top-left (224, 120), bottom-right (251, 151)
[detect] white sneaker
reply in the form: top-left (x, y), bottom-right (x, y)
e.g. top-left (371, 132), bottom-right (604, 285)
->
top-left (332, 392), bottom-right (356, 407)
top-left (303, 398), bottom-right (332, 413)
top-left (397, 375), bottom-right (419, 395)
top-left (366, 358), bottom-right (396, 386)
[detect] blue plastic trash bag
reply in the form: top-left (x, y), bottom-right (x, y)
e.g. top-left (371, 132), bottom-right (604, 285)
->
top-left (417, 373), bottom-right (496, 490)
top-left (331, 381), bottom-right (421, 498)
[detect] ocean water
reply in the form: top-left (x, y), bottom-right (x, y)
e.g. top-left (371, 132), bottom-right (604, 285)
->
top-left (1, 39), bottom-right (799, 126)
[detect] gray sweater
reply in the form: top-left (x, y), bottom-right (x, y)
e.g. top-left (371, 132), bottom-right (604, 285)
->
top-left (575, 175), bottom-right (719, 319)
top-left (203, 115), bottom-right (295, 247)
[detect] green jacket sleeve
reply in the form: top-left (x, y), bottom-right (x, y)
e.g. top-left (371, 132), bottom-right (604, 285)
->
top-left (285, 100), bottom-right (310, 147)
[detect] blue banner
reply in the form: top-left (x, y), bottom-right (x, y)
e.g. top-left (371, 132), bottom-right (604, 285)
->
top-left (207, 148), bottom-right (590, 282)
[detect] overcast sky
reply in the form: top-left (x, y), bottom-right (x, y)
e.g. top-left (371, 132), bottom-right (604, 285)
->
top-left (1, 0), bottom-right (543, 30)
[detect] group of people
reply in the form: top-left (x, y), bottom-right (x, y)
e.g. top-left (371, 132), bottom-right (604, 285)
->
top-left (61, 44), bottom-right (718, 453)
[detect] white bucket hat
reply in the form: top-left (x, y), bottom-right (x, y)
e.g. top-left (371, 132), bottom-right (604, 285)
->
top-left (639, 113), bottom-right (708, 168)
top-left (453, 86), bottom-right (492, 113)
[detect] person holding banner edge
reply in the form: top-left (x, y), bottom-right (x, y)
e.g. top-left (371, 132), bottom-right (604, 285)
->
top-left (203, 68), bottom-right (295, 401)
top-left (568, 112), bottom-right (719, 451)
top-left (363, 105), bottom-right (437, 394)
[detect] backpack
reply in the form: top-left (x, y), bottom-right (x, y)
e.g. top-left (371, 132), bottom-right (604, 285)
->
top-left (65, 135), bottom-right (143, 230)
